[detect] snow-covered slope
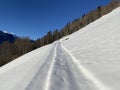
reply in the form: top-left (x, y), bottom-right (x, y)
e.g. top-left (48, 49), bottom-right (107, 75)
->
top-left (0, 6), bottom-right (120, 90)
top-left (62, 7), bottom-right (120, 90)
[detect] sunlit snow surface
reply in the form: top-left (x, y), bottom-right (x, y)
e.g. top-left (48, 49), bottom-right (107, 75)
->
top-left (62, 7), bottom-right (120, 90)
top-left (0, 7), bottom-right (120, 90)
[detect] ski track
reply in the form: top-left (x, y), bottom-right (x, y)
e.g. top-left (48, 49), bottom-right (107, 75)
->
top-left (60, 40), bottom-right (110, 90)
top-left (48, 41), bottom-right (97, 90)
top-left (44, 42), bottom-right (57, 90)
top-left (26, 40), bottom-right (111, 90)
top-left (25, 42), bottom-right (57, 90)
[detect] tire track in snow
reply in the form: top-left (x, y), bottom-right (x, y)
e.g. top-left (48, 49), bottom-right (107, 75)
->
top-left (48, 42), bottom-right (82, 90)
top-left (44, 43), bottom-right (57, 90)
top-left (60, 40), bottom-right (110, 90)
top-left (25, 43), bottom-right (57, 90)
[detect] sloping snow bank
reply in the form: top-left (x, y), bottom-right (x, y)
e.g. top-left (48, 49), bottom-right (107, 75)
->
top-left (62, 7), bottom-right (120, 90)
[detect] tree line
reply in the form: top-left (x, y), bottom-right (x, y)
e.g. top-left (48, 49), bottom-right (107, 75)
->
top-left (34, 0), bottom-right (120, 48)
top-left (0, 0), bottom-right (119, 66)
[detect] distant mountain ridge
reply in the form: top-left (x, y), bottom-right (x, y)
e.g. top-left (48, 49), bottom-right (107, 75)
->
top-left (0, 30), bottom-right (18, 44)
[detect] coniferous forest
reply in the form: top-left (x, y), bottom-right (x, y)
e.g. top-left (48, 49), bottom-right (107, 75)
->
top-left (0, 0), bottom-right (120, 66)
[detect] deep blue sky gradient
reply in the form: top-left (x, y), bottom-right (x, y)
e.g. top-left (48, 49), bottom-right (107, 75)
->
top-left (0, 0), bottom-right (111, 40)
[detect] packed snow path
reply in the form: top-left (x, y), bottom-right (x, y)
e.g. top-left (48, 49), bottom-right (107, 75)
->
top-left (26, 41), bottom-right (109, 90)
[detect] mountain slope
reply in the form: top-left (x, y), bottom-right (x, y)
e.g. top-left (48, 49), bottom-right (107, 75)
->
top-left (62, 6), bottom-right (120, 90)
top-left (0, 6), bottom-right (120, 90)
top-left (0, 30), bottom-right (17, 44)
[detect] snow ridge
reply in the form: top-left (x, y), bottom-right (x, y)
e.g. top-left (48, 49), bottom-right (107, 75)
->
top-left (60, 40), bottom-right (110, 90)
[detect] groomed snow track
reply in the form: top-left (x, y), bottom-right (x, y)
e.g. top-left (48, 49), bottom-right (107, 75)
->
top-left (26, 41), bottom-right (110, 90)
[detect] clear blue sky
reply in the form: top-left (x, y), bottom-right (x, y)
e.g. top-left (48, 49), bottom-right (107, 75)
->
top-left (0, 0), bottom-right (111, 40)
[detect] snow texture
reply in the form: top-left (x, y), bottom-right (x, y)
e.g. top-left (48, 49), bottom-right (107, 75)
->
top-left (0, 6), bottom-right (120, 90)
